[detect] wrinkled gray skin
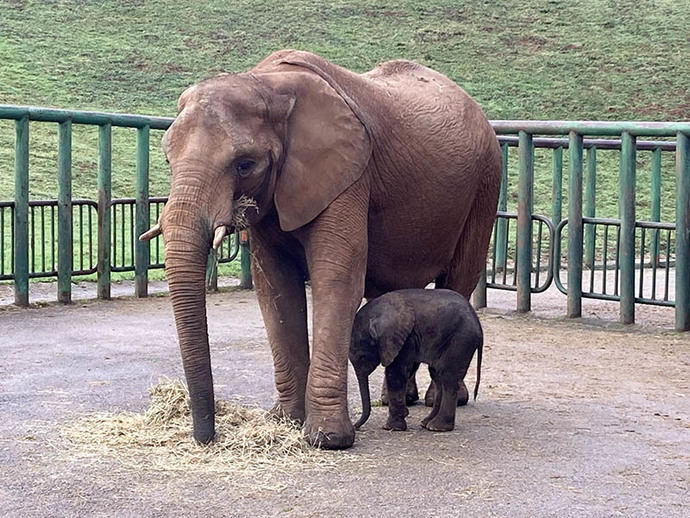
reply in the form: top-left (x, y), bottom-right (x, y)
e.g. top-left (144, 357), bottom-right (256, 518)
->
top-left (140, 49), bottom-right (500, 449)
top-left (350, 289), bottom-right (483, 432)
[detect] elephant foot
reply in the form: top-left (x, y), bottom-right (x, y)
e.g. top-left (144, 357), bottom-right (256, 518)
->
top-left (380, 377), bottom-right (420, 406)
top-left (383, 416), bottom-right (407, 431)
top-left (420, 413), bottom-right (434, 429)
top-left (303, 411), bottom-right (355, 450)
top-left (421, 415), bottom-right (455, 432)
top-left (269, 400), bottom-right (305, 424)
top-left (456, 381), bottom-right (469, 406)
top-left (424, 380), bottom-right (469, 407)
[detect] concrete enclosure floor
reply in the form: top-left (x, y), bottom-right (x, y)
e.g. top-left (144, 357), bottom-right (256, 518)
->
top-left (0, 284), bottom-right (688, 517)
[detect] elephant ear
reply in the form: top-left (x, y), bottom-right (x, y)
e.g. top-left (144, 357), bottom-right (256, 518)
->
top-left (255, 68), bottom-right (371, 232)
top-left (371, 295), bottom-right (415, 367)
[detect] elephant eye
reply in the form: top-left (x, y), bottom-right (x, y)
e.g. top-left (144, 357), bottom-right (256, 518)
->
top-left (235, 158), bottom-right (256, 177)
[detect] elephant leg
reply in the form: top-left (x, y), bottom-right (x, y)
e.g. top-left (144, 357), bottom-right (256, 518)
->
top-left (425, 377), bottom-right (469, 407)
top-left (380, 362), bottom-right (420, 406)
top-left (423, 371), bottom-right (458, 432)
top-left (383, 365), bottom-right (408, 431)
top-left (299, 179), bottom-right (369, 449)
top-left (251, 230), bottom-right (310, 423)
top-left (421, 378), bottom-right (442, 428)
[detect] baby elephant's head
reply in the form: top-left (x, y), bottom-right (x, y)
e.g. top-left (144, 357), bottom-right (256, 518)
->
top-left (349, 322), bottom-right (381, 377)
top-left (350, 294), bottom-right (415, 371)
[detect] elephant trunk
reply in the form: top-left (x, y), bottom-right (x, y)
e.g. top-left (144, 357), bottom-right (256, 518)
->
top-left (163, 194), bottom-right (216, 443)
top-left (354, 369), bottom-right (371, 429)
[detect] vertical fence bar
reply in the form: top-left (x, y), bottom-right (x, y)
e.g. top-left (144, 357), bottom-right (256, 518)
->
top-left (98, 123), bottom-right (112, 299)
top-left (1, 209), bottom-right (5, 276)
top-left (567, 131), bottom-right (583, 318)
top-left (517, 131), bottom-right (533, 312)
top-left (14, 117), bottom-right (29, 306)
top-left (650, 147), bottom-right (662, 266)
top-left (135, 125), bottom-right (150, 297)
top-left (239, 230), bottom-right (253, 289)
top-left (676, 132), bottom-right (690, 331)
top-left (584, 146), bottom-right (596, 269)
top-left (206, 249), bottom-right (218, 291)
top-left (495, 143), bottom-right (509, 270)
top-left (57, 120), bottom-right (73, 303)
top-left (552, 146), bottom-right (563, 225)
top-left (619, 131), bottom-right (637, 324)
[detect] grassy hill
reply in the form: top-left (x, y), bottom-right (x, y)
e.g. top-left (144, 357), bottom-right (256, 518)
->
top-left (1, 0), bottom-right (688, 219)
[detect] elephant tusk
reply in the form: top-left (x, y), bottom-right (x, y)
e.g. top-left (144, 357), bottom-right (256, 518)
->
top-left (139, 223), bottom-right (162, 242)
top-left (212, 226), bottom-right (227, 249)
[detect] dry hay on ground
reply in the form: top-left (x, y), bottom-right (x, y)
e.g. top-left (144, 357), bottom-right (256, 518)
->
top-left (60, 379), bottom-right (341, 486)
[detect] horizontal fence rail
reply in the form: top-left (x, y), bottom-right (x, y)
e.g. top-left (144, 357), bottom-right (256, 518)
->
top-left (0, 198), bottom-right (240, 282)
top-left (1, 105), bottom-right (688, 330)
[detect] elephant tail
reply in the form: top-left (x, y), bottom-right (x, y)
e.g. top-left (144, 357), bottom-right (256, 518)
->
top-left (354, 370), bottom-right (371, 429)
top-left (473, 333), bottom-right (483, 401)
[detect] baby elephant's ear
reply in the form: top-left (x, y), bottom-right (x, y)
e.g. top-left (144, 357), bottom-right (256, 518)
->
top-left (377, 295), bottom-right (415, 367)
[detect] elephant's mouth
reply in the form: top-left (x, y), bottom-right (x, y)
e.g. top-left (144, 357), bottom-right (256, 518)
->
top-left (212, 195), bottom-right (258, 249)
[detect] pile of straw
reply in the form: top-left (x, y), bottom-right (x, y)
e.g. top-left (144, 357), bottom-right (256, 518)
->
top-left (62, 379), bottom-right (337, 484)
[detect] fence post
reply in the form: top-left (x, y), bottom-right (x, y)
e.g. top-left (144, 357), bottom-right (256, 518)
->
top-left (676, 132), bottom-right (690, 331)
top-left (135, 125), bottom-right (150, 298)
top-left (552, 145), bottom-right (563, 226)
top-left (97, 123), bottom-right (112, 299)
top-left (517, 131), bottom-right (533, 312)
top-left (619, 131), bottom-right (636, 324)
top-left (239, 230), bottom-right (252, 289)
top-left (57, 120), bottom-right (73, 303)
top-left (584, 146), bottom-right (596, 269)
top-left (206, 249), bottom-right (218, 291)
top-left (567, 131), bottom-right (583, 318)
top-left (650, 147), bottom-right (662, 266)
top-left (494, 142), bottom-right (509, 270)
top-left (14, 117), bottom-right (29, 307)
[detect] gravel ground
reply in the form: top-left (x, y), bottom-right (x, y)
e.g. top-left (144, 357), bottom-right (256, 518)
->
top-left (0, 281), bottom-right (688, 517)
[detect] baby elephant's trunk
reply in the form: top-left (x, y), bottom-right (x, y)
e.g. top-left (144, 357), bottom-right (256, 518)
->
top-left (354, 370), bottom-right (371, 429)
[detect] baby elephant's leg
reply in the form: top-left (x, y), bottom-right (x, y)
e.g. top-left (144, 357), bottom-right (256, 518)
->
top-left (383, 366), bottom-right (408, 431)
top-left (422, 369), bottom-right (458, 431)
top-left (421, 382), bottom-right (442, 428)
top-left (380, 362), bottom-right (420, 406)
top-left (424, 378), bottom-right (469, 407)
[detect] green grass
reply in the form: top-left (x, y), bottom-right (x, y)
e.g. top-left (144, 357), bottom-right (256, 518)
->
top-left (1, 0), bottom-right (688, 279)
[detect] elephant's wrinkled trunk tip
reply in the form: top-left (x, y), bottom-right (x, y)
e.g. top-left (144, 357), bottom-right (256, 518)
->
top-left (192, 408), bottom-right (216, 444)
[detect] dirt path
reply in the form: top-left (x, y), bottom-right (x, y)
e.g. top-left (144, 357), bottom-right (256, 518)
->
top-left (1, 288), bottom-right (688, 517)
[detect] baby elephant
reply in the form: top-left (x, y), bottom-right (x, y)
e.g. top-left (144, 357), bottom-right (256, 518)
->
top-left (350, 289), bottom-right (482, 432)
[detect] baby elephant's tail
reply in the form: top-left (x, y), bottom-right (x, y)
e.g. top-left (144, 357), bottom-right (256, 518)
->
top-left (473, 333), bottom-right (483, 401)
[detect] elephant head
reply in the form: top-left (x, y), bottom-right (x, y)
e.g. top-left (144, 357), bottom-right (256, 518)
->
top-left (349, 295), bottom-right (415, 429)
top-left (141, 56), bottom-right (371, 443)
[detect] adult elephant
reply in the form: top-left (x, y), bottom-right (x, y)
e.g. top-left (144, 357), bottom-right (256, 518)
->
top-left (140, 49), bottom-right (501, 449)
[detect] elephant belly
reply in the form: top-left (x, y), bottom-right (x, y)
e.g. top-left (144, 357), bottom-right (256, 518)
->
top-left (364, 214), bottom-right (464, 298)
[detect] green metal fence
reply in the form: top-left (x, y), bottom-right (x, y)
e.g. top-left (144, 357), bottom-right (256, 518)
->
top-left (1, 106), bottom-right (688, 331)
top-left (0, 105), bottom-right (249, 304)
top-left (0, 197), bottom-right (240, 280)
top-left (478, 123), bottom-right (690, 331)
